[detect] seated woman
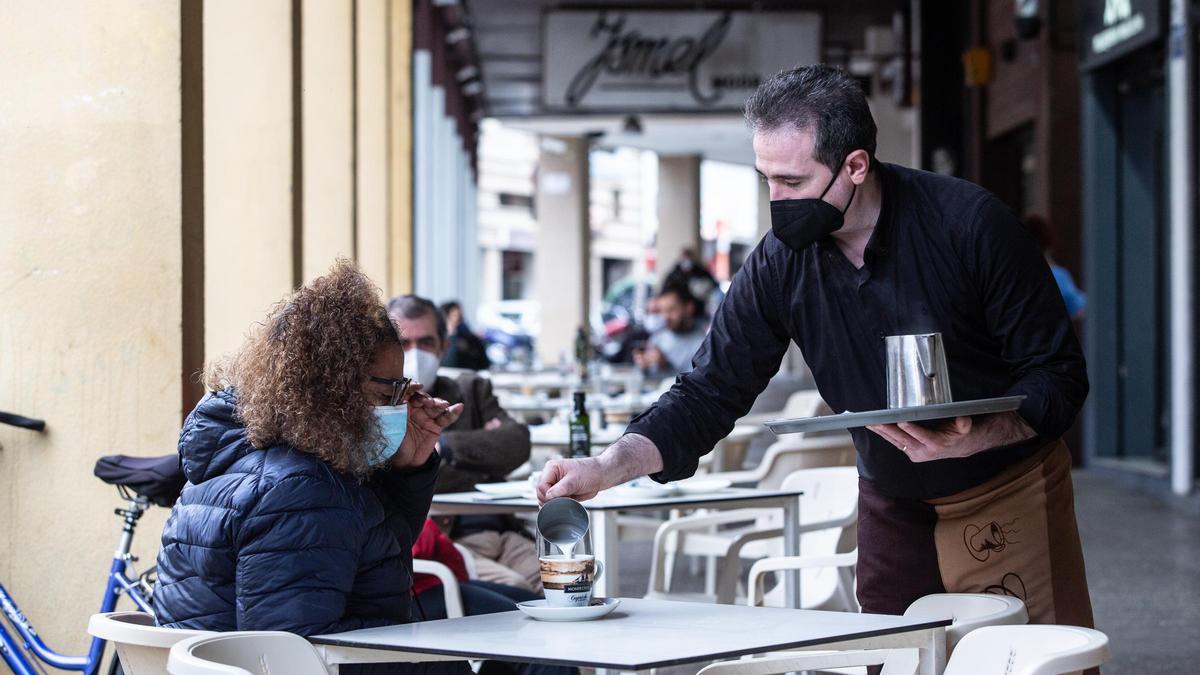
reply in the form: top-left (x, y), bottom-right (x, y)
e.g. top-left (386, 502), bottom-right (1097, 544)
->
top-left (154, 261), bottom-right (464, 672)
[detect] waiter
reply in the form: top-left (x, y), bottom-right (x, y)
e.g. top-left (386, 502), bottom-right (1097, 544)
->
top-left (537, 64), bottom-right (1094, 633)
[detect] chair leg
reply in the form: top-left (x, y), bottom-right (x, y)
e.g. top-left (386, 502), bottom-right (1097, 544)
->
top-left (705, 554), bottom-right (718, 596)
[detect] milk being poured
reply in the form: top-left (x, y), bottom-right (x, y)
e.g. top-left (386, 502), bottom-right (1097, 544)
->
top-left (546, 522), bottom-right (587, 559)
top-left (537, 497), bottom-right (590, 561)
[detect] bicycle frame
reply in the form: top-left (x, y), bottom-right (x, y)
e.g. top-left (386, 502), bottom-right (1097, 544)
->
top-left (1, 493), bottom-right (154, 675)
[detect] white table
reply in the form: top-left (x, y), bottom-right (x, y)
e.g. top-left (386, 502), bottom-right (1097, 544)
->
top-left (312, 598), bottom-right (950, 674)
top-left (431, 487), bottom-right (804, 606)
top-left (499, 393), bottom-right (652, 418)
top-left (527, 422), bottom-right (626, 450)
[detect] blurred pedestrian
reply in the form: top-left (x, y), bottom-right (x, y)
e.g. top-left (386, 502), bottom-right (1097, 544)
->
top-left (1024, 215), bottom-right (1086, 320)
top-left (440, 300), bottom-right (491, 370)
top-left (633, 280), bottom-right (707, 376)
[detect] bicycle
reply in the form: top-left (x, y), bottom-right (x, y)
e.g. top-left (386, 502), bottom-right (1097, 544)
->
top-left (0, 412), bottom-right (184, 675)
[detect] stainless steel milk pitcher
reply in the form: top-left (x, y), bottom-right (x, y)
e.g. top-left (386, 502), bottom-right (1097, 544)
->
top-left (885, 333), bottom-right (953, 408)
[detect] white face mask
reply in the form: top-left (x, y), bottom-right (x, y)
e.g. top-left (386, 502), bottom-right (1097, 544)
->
top-left (404, 347), bottom-right (441, 387)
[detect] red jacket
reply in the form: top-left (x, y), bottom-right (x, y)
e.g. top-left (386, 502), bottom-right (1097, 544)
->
top-left (411, 518), bottom-right (469, 596)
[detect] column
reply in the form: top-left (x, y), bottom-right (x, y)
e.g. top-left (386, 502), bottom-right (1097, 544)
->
top-left (1168, 0), bottom-right (1195, 495)
top-left (355, 0), bottom-right (390, 289)
top-left (756, 175), bottom-right (772, 239)
top-left (535, 136), bottom-right (591, 364)
top-left (204, 0), bottom-right (295, 359)
top-left (301, 0), bottom-right (355, 282)
top-left (388, 0), bottom-right (414, 296)
top-left (656, 155), bottom-right (702, 280)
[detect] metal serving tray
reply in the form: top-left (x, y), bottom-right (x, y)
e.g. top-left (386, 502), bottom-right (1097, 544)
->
top-left (764, 395), bottom-right (1026, 435)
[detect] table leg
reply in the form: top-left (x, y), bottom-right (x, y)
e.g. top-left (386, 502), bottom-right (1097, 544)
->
top-left (592, 510), bottom-right (620, 597)
top-left (783, 495), bottom-right (801, 609)
top-left (917, 627), bottom-right (947, 675)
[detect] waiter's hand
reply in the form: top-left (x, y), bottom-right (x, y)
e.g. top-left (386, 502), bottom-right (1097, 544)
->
top-left (867, 411), bottom-right (1036, 462)
top-left (537, 457), bottom-right (609, 502)
top-left (537, 433), bottom-right (665, 503)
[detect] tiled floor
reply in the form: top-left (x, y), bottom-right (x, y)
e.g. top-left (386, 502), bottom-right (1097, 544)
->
top-left (1073, 470), bottom-right (1200, 673)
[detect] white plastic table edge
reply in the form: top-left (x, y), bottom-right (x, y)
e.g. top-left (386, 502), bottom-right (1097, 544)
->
top-left (312, 619), bottom-right (948, 675)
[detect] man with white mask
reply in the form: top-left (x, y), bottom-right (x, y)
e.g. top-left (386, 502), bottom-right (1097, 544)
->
top-left (388, 295), bottom-right (540, 592)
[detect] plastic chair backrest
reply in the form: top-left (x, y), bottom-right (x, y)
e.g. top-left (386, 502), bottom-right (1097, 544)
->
top-left (756, 467), bottom-right (859, 609)
top-left (168, 631), bottom-right (329, 675)
top-left (754, 435), bottom-right (856, 490)
top-left (780, 466), bottom-right (859, 532)
top-left (905, 593), bottom-right (1028, 651)
top-left (777, 390), bottom-right (828, 421)
top-left (943, 624), bottom-right (1110, 675)
top-left (453, 542), bottom-right (478, 580)
top-left (87, 612), bottom-right (212, 675)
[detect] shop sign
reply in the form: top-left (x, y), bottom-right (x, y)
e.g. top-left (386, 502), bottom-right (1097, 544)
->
top-left (1080, 0), bottom-right (1163, 70)
top-left (542, 10), bottom-right (821, 113)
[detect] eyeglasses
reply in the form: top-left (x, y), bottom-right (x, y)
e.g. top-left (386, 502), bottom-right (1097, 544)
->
top-left (369, 375), bottom-right (413, 406)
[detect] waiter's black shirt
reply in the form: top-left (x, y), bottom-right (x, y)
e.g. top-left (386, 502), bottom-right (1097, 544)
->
top-left (627, 162), bottom-right (1088, 499)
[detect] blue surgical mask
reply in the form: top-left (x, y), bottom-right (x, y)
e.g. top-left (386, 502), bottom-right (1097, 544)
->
top-left (366, 404), bottom-right (408, 467)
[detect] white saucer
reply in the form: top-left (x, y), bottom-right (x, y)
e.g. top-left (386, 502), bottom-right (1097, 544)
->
top-left (516, 597), bottom-right (621, 622)
top-left (609, 478), bottom-right (677, 498)
top-left (673, 478), bottom-right (733, 494)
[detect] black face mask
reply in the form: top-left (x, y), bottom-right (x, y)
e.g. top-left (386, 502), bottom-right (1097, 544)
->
top-left (769, 160), bottom-right (857, 252)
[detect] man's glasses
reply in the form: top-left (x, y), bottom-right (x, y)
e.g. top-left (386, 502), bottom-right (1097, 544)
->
top-left (369, 376), bottom-right (413, 406)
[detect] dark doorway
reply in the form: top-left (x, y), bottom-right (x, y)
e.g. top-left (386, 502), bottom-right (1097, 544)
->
top-left (1085, 46), bottom-right (1170, 468)
top-left (980, 123), bottom-right (1035, 216)
top-left (1113, 53), bottom-right (1169, 465)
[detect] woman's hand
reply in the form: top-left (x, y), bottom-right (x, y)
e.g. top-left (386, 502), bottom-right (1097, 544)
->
top-left (391, 385), bottom-right (464, 469)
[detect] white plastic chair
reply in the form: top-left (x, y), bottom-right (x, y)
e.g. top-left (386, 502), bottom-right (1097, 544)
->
top-left (412, 559), bottom-right (466, 618)
top-left (737, 592), bottom-right (1028, 674)
top-left (453, 542), bottom-right (479, 580)
top-left (707, 433), bottom-right (857, 491)
top-left (167, 631), bottom-right (329, 674)
top-left (87, 611), bottom-right (213, 675)
top-left (697, 622), bottom-right (1105, 675)
top-left (746, 549), bottom-right (860, 612)
top-left (907, 593), bottom-right (1028, 651)
top-left (648, 466), bottom-right (859, 605)
top-left (944, 624), bottom-right (1109, 675)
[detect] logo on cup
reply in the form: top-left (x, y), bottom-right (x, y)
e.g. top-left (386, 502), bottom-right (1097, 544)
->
top-left (539, 556), bottom-right (603, 607)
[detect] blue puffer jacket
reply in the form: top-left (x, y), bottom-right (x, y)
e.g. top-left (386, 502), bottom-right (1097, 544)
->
top-left (154, 389), bottom-right (439, 635)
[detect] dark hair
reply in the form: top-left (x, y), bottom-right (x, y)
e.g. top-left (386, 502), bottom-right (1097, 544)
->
top-left (439, 301), bottom-right (462, 317)
top-left (205, 260), bottom-right (398, 479)
top-left (658, 279), bottom-right (701, 318)
top-left (743, 64), bottom-right (877, 171)
top-left (388, 294), bottom-right (448, 345)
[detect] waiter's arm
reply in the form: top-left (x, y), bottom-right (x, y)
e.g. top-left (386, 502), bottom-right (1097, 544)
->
top-left (538, 241), bottom-right (792, 502)
top-left (969, 197), bottom-right (1089, 437)
top-left (870, 196), bottom-right (1087, 461)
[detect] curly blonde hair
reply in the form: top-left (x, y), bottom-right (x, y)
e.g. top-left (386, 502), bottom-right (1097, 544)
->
top-left (205, 260), bottom-right (398, 478)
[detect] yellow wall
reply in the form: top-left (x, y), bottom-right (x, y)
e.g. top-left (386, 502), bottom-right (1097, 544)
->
top-left (0, 0), bottom-right (182, 654)
top-left (0, 0), bottom-right (415, 655)
top-left (302, 0), bottom-right (356, 284)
